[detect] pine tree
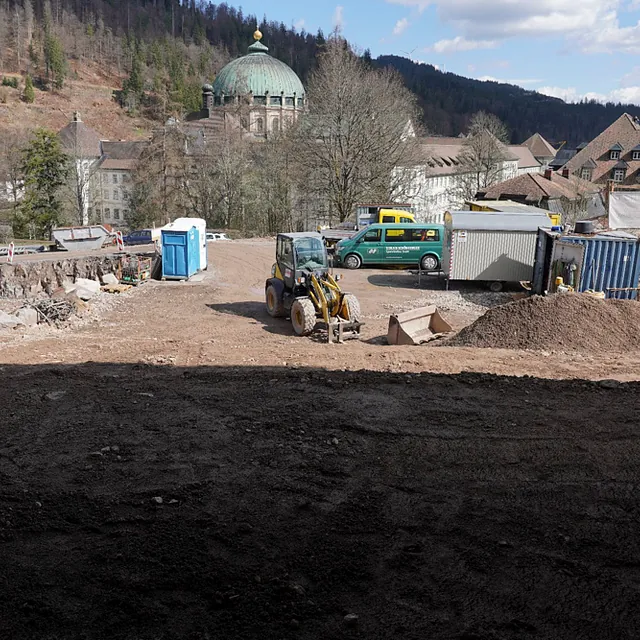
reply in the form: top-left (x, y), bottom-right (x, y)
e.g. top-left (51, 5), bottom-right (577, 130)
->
top-left (23, 72), bottom-right (34, 102)
top-left (44, 32), bottom-right (67, 89)
top-left (15, 128), bottom-right (69, 239)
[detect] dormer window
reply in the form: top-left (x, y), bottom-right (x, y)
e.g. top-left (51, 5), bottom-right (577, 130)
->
top-left (633, 151), bottom-right (640, 161)
top-left (612, 159), bottom-right (628, 182)
top-left (580, 168), bottom-right (592, 181)
top-left (609, 143), bottom-right (623, 160)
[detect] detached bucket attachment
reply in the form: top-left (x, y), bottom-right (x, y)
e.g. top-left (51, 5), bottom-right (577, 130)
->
top-left (387, 306), bottom-right (453, 345)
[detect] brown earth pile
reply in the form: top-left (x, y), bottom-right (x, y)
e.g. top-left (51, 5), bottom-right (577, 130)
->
top-left (446, 293), bottom-right (640, 352)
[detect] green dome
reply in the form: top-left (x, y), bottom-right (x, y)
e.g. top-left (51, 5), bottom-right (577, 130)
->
top-left (212, 39), bottom-right (305, 99)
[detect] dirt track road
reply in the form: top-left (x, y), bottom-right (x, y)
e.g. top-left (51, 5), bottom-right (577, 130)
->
top-left (1, 240), bottom-right (640, 639)
top-left (1, 238), bottom-right (640, 380)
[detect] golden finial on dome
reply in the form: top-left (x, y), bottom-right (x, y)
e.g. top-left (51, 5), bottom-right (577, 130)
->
top-left (254, 28), bottom-right (263, 41)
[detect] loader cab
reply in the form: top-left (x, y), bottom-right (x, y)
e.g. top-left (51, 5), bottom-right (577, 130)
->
top-left (276, 233), bottom-right (328, 291)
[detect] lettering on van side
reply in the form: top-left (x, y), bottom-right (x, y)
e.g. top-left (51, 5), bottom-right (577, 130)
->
top-left (385, 246), bottom-right (415, 253)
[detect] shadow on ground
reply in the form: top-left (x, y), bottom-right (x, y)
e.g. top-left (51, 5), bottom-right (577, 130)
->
top-left (0, 363), bottom-right (638, 640)
top-left (207, 301), bottom-right (293, 336)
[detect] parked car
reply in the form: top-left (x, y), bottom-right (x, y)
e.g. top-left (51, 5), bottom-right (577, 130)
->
top-left (336, 223), bottom-right (444, 271)
top-left (123, 229), bottom-right (156, 245)
top-left (206, 232), bottom-right (230, 242)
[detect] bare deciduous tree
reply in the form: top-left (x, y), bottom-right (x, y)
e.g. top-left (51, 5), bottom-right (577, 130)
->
top-left (449, 111), bottom-right (512, 204)
top-left (293, 36), bottom-right (424, 223)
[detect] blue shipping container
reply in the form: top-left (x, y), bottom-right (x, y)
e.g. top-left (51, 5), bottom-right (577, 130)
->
top-left (161, 227), bottom-right (200, 280)
top-left (533, 229), bottom-right (640, 299)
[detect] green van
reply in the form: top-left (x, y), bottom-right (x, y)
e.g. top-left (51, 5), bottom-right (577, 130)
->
top-left (336, 223), bottom-right (444, 271)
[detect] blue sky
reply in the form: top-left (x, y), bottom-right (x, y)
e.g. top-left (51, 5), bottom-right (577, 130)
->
top-left (237, 0), bottom-right (640, 105)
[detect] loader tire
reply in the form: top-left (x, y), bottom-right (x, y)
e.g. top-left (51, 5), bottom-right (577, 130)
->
top-left (290, 298), bottom-right (317, 336)
top-left (343, 293), bottom-right (361, 322)
top-left (266, 284), bottom-right (285, 318)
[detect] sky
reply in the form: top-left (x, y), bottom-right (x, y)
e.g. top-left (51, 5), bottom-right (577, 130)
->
top-left (235, 0), bottom-right (640, 105)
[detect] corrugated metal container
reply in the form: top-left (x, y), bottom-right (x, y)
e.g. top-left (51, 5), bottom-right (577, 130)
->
top-left (444, 211), bottom-right (551, 285)
top-left (161, 227), bottom-right (200, 280)
top-left (532, 229), bottom-right (640, 299)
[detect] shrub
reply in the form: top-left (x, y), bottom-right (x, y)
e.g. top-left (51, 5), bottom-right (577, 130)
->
top-left (1, 76), bottom-right (19, 89)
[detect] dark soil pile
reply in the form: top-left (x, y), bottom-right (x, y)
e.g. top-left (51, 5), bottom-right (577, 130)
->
top-left (2, 363), bottom-right (640, 640)
top-left (446, 293), bottom-right (640, 352)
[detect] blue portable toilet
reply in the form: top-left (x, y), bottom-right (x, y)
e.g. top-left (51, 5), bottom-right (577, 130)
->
top-left (161, 226), bottom-right (200, 280)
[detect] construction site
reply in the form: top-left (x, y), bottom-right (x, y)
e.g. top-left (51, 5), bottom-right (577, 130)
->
top-left (1, 237), bottom-right (640, 640)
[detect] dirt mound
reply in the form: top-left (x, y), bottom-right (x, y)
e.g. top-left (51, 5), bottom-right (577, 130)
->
top-left (446, 293), bottom-right (640, 352)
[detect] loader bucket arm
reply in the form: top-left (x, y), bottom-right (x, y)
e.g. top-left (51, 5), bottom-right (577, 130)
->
top-left (387, 306), bottom-right (453, 345)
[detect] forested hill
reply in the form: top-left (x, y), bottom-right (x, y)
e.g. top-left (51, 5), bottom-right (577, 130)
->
top-left (376, 55), bottom-right (640, 145)
top-left (1, 0), bottom-right (638, 145)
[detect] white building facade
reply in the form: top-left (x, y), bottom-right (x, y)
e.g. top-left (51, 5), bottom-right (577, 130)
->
top-left (405, 137), bottom-right (520, 224)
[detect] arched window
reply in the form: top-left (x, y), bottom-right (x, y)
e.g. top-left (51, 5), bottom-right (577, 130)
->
top-left (272, 117), bottom-right (279, 132)
top-left (240, 117), bottom-right (248, 130)
top-left (256, 117), bottom-right (264, 133)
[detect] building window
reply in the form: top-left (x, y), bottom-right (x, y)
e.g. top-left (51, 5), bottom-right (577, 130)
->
top-left (285, 97), bottom-right (294, 106)
top-left (613, 169), bottom-right (626, 182)
top-left (633, 151), bottom-right (640, 161)
top-left (113, 209), bottom-right (120, 220)
top-left (256, 117), bottom-right (264, 133)
top-left (610, 150), bottom-right (621, 160)
top-left (103, 189), bottom-right (108, 200)
top-left (270, 96), bottom-right (282, 106)
top-left (112, 174), bottom-right (118, 184)
top-left (297, 98), bottom-right (304, 107)
top-left (113, 189), bottom-right (119, 200)
top-left (241, 117), bottom-right (248, 129)
top-left (580, 168), bottom-right (592, 181)
top-left (271, 117), bottom-right (279, 132)
top-left (123, 174), bottom-right (130, 183)
top-left (254, 96), bottom-right (267, 105)
top-left (104, 208), bottom-right (110, 218)
top-left (123, 209), bottom-right (129, 219)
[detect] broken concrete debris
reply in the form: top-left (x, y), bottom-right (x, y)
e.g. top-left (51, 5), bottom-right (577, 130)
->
top-left (0, 310), bottom-right (24, 329)
top-left (14, 307), bottom-right (38, 327)
top-left (101, 273), bottom-right (119, 286)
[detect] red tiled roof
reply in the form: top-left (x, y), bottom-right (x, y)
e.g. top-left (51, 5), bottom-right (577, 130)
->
top-left (564, 113), bottom-right (640, 184)
top-left (522, 133), bottom-right (556, 158)
top-left (480, 171), bottom-right (599, 202)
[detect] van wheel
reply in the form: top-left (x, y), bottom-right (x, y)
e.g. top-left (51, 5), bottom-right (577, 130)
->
top-left (420, 254), bottom-right (439, 272)
top-left (489, 281), bottom-right (503, 292)
top-left (344, 254), bottom-right (362, 270)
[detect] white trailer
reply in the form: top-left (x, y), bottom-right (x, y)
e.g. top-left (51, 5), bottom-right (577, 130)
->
top-left (444, 211), bottom-right (551, 291)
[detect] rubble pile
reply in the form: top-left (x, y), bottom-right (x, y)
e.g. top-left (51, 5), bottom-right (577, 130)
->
top-left (446, 293), bottom-right (640, 352)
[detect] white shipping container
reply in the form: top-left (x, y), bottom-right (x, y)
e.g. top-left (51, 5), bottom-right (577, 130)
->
top-left (444, 211), bottom-right (551, 285)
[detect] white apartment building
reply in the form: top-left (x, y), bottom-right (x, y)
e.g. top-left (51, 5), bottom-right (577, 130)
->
top-left (405, 137), bottom-right (539, 224)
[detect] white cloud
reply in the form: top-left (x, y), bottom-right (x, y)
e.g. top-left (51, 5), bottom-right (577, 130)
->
top-left (393, 17), bottom-right (410, 36)
top-left (538, 84), bottom-right (640, 104)
top-left (293, 18), bottom-right (305, 31)
top-left (429, 36), bottom-right (497, 53)
top-left (333, 5), bottom-right (345, 31)
top-left (478, 76), bottom-right (543, 86)
top-left (386, 0), bottom-right (640, 54)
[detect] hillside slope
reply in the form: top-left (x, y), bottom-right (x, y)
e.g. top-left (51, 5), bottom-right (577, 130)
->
top-left (0, 61), bottom-right (152, 141)
top-left (376, 55), bottom-right (640, 145)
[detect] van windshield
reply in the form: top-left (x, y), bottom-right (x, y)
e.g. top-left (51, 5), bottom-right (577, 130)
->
top-left (294, 237), bottom-right (327, 270)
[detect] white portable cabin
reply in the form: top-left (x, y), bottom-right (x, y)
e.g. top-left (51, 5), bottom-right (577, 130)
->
top-left (444, 211), bottom-right (551, 288)
top-left (163, 217), bottom-right (207, 271)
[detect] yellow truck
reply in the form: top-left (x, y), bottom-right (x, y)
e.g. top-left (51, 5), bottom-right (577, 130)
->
top-left (320, 204), bottom-right (416, 250)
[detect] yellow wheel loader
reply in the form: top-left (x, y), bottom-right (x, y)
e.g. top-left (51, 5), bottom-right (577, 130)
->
top-left (265, 232), bottom-right (363, 343)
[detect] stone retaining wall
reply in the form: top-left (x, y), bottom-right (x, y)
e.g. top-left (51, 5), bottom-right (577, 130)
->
top-left (0, 255), bottom-right (123, 298)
